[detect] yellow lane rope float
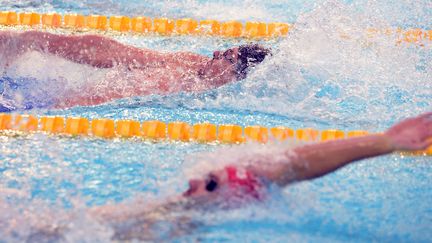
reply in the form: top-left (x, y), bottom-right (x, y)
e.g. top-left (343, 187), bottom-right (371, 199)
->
top-left (0, 11), bottom-right (431, 42)
top-left (1, 113), bottom-right (430, 155)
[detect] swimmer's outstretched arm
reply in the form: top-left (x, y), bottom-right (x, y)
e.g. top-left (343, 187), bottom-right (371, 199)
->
top-left (251, 112), bottom-right (432, 186)
top-left (4, 30), bottom-right (208, 69)
top-left (20, 30), bottom-right (165, 69)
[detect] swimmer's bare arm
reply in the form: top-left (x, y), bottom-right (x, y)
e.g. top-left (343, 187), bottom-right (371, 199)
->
top-left (3, 31), bottom-right (208, 69)
top-left (251, 112), bottom-right (432, 186)
top-left (20, 30), bottom-right (165, 68)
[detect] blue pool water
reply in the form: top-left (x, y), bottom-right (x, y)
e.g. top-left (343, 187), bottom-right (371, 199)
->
top-left (0, 0), bottom-right (431, 242)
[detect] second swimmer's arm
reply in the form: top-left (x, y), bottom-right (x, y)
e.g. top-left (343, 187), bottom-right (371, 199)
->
top-left (288, 134), bottom-right (394, 183)
top-left (250, 112), bottom-right (432, 187)
top-left (249, 134), bottom-right (394, 186)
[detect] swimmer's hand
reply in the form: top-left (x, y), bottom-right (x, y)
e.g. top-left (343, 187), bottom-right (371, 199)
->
top-left (261, 112), bottom-right (432, 186)
top-left (385, 112), bottom-right (432, 151)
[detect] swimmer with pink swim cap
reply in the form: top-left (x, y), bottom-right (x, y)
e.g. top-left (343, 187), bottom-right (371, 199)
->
top-left (12, 114), bottom-right (432, 241)
top-left (183, 166), bottom-right (265, 202)
top-left (182, 112), bottom-right (432, 205)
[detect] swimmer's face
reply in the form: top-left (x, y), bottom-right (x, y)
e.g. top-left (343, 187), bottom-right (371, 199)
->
top-left (183, 169), bottom-right (228, 198)
top-left (198, 47), bottom-right (239, 86)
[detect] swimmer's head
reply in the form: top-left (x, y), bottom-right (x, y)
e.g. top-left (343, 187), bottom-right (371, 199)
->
top-left (198, 44), bottom-right (270, 86)
top-left (183, 168), bottom-right (226, 198)
top-left (183, 166), bottom-right (263, 201)
top-left (235, 44), bottom-right (271, 80)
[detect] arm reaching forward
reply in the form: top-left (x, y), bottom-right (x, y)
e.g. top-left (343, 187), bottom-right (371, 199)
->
top-left (6, 30), bottom-right (208, 69)
top-left (256, 112), bottom-right (432, 186)
top-left (182, 112), bottom-right (432, 202)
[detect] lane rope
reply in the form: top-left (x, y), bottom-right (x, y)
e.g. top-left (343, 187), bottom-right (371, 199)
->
top-left (0, 113), bottom-right (430, 155)
top-left (0, 12), bottom-right (430, 155)
top-left (0, 11), bottom-right (290, 39)
top-left (0, 11), bottom-right (431, 43)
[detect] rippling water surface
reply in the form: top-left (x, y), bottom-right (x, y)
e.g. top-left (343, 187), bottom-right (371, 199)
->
top-left (0, 0), bottom-right (431, 242)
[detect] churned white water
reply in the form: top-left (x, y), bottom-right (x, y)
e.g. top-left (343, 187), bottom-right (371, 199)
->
top-left (0, 0), bottom-right (431, 242)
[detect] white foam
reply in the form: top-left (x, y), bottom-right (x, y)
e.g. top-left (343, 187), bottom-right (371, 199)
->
top-left (195, 0), bottom-right (432, 125)
top-left (5, 51), bottom-right (108, 90)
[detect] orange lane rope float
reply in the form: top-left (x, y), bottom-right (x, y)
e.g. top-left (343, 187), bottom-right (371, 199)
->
top-left (1, 11), bottom-right (431, 43)
top-left (0, 11), bottom-right (290, 39)
top-left (0, 113), bottom-right (430, 155)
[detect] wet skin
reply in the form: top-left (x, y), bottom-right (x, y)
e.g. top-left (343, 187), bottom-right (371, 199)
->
top-left (198, 47), bottom-right (240, 88)
top-left (0, 31), bottom-right (243, 107)
top-left (183, 168), bottom-right (228, 198)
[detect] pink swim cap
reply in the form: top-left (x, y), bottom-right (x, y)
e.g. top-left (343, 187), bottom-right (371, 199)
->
top-left (224, 166), bottom-right (264, 200)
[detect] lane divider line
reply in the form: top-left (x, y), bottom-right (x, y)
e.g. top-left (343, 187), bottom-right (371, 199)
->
top-left (0, 11), bottom-right (290, 39)
top-left (0, 113), bottom-right (430, 155)
top-left (1, 11), bottom-right (431, 43)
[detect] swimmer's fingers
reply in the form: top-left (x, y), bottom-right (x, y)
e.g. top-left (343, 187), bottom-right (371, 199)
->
top-left (418, 112), bottom-right (432, 120)
top-left (390, 112), bottom-right (432, 132)
top-left (403, 112), bottom-right (432, 123)
top-left (417, 112), bottom-right (432, 149)
top-left (416, 138), bottom-right (432, 150)
top-left (419, 112), bottom-right (432, 137)
top-left (386, 112), bottom-right (432, 151)
top-left (422, 112), bottom-right (432, 126)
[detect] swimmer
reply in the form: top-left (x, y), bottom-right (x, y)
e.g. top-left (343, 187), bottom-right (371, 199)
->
top-left (3, 112), bottom-right (430, 241)
top-left (89, 112), bottom-right (432, 241)
top-left (0, 30), bottom-right (269, 109)
top-left (181, 112), bottom-right (432, 205)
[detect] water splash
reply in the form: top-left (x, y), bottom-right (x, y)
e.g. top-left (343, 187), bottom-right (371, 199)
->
top-left (190, 0), bottom-right (432, 127)
top-left (0, 0), bottom-right (431, 241)
top-left (1, 0), bottom-right (431, 126)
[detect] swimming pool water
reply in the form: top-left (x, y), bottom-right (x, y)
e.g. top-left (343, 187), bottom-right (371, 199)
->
top-left (0, 0), bottom-right (431, 242)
